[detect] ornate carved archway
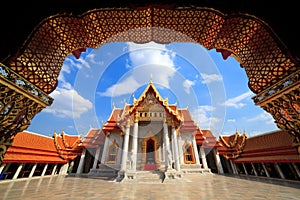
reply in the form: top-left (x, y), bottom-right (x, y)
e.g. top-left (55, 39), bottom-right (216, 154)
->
top-left (1, 5), bottom-right (300, 163)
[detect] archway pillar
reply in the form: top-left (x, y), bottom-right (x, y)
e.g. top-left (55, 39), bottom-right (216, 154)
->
top-left (0, 63), bottom-right (53, 164)
top-left (253, 68), bottom-right (300, 155)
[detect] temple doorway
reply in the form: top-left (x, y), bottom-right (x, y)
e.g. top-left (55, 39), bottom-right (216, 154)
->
top-left (142, 136), bottom-right (160, 171)
top-left (146, 139), bottom-right (155, 164)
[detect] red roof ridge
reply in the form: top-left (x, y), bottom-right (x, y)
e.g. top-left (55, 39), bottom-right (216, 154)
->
top-left (23, 130), bottom-right (53, 139)
top-left (247, 129), bottom-right (282, 138)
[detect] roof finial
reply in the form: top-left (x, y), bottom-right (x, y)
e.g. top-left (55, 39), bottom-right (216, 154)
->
top-left (150, 73), bottom-right (152, 83)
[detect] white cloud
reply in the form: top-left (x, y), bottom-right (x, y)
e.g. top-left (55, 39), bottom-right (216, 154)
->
top-left (98, 42), bottom-right (177, 97)
top-left (200, 73), bottom-right (223, 84)
top-left (44, 88), bottom-right (92, 118)
top-left (191, 105), bottom-right (220, 129)
top-left (183, 79), bottom-right (196, 94)
top-left (227, 119), bottom-right (236, 123)
top-left (247, 112), bottom-right (275, 124)
top-left (98, 77), bottom-right (140, 97)
top-left (86, 53), bottom-right (105, 66)
top-left (222, 91), bottom-right (253, 108)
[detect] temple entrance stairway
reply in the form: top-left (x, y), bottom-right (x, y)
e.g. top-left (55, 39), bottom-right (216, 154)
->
top-left (122, 170), bottom-right (164, 183)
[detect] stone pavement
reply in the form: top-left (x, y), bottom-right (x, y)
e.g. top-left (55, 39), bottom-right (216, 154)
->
top-left (0, 173), bottom-right (300, 200)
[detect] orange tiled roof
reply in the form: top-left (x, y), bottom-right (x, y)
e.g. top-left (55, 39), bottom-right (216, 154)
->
top-left (233, 130), bottom-right (300, 163)
top-left (178, 109), bottom-right (198, 133)
top-left (102, 108), bottom-right (123, 133)
top-left (53, 131), bottom-right (83, 160)
top-left (200, 130), bottom-right (222, 148)
top-left (195, 128), bottom-right (206, 145)
top-left (218, 131), bottom-right (247, 159)
top-left (3, 131), bottom-right (66, 163)
top-left (82, 128), bottom-right (106, 148)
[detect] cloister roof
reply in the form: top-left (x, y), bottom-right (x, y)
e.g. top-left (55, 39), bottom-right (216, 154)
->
top-left (3, 131), bottom-right (83, 164)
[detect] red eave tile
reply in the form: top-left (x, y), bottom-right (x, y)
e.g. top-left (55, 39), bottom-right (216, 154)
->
top-left (4, 152), bottom-right (66, 163)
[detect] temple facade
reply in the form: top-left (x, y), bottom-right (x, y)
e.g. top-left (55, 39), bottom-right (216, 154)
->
top-left (82, 80), bottom-right (221, 180)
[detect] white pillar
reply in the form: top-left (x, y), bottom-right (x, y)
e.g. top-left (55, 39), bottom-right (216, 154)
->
top-left (262, 163), bottom-right (270, 177)
top-left (200, 147), bottom-right (208, 169)
top-left (131, 121), bottom-right (139, 171)
top-left (230, 160), bottom-right (238, 174)
top-left (0, 163), bottom-right (6, 174)
top-left (213, 149), bottom-right (224, 174)
top-left (192, 135), bottom-right (200, 165)
top-left (101, 135), bottom-right (110, 164)
top-left (41, 164), bottom-right (48, 176)
top-left (172, 127), bottom-right (180, 171)
top-left (59, 164), bottom-right (68, 175)
top-left (29, 164), bottom-right (37, 178)
top-left (51, 164), bottom-right (57, 175)
top-left (12, 163), bottom-right (23, 180)
top-left (251, 163), bottom-right (258, 176)
top-left (164, 122), bottom-right (171, 169)
top-left (177, 134), bottom-right (184, 165)
top-left (274, 163), bottom-right (285, 179)
top-left (92, 147), bottom-right (101, 169)
top-left (292, 163), bottom-right (300, 178)
top-left (242, 163), bottom-right (248, 175)
top-left (120, 122), bottom-right (130, 172)
top-left (76, 148), bottom-right (86, 174)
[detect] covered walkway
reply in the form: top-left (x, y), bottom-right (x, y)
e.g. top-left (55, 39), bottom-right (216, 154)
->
top-left (0, 174), bottom-right (299, 200)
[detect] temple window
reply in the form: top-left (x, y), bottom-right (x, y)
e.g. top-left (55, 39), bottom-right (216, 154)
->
top-left (183, 142), bottom-right (196, 164)
top-left (106, 140), bottom-right (118, 164)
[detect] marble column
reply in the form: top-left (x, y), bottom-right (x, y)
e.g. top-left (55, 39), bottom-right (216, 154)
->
top-left (213, 148), bottom-right (224, 174)
top-left (51, 164), bottom-right (57, 175)
top-left (41, 164), bottom-right (48, 176)
top-left (230, 160), bottom-right (238, 174)
top-left (29, 164), bottom-right (37, 177)
top-left (92, 147), bottom-right (101, 169)
top-left (59, 164), bottom-right (69, 175)
top-left (262, 163), bottom-right (270, 177)
top-left (120, 121), bottom-right (130, 172)
top-left (200, 147), bottom-right (208, 169)
top-left (274, 163), bottom-right (285, 179)
top-left (292, 163), bottom-right (300, 178)
top-left (76, 148), bottom-right (86, 174)
top-left (251, 162), bottom-right (258, 176)
top-left (12, 163), bottom-right (23, 179)
top-left (163, 122), bottom-right (172, 169)
top-left (0, 163), bottom-right (6, 174)
top-left (172, 126), bottom-right (180, 171)
top-left (242, 163), bottom-right (248, 175)
top-left (101, 135), bottom-right (109, 164)
top-left (192, 135), bottom-right (201, 165)
top-left (131, 120), bottom-right (139, 171)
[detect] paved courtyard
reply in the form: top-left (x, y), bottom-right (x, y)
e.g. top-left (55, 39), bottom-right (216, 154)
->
top-left (0, 174), bottom-right (300, 200)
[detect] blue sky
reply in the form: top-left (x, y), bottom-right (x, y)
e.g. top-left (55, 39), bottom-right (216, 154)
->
top-left (26, 41), bottom-right (279, 138)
